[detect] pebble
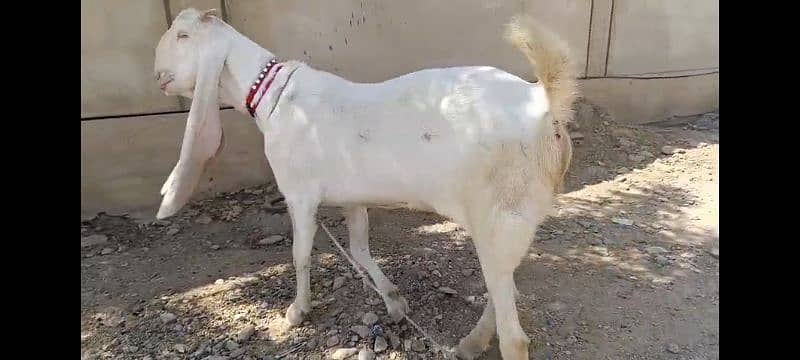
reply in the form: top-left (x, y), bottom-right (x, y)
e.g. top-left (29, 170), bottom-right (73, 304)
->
top-left (331, 347), bottom-right (359, 359)
top-left (709, 247), bottom-right (719, 259)
top-left (258, 235), bottom-right (284, 245)
top-left (81, 234), bottom-right (108, 248)
top-left (225, 340), bottom-right (239, 351)
top-left (174, 344), bottom-right (188, 353)
top-left (570, 132), bottom-right (584, 140)
top-left (645, 246), bottom-right (669, 255)
top-left (100, 247), bottom-right (114, 255)
top-left (461, 269), bottom-right (474, 276)
top-left (210, 244), bottom-right (221, 250)
top-left (438, 287), bottom-right (458, 295)
top-left (411, 339), bottom-right (426, 352)
top-left (362, 312), bottom-right (379, 326)
top-left (201, 356), bottom-right (228, 360)
top-left (374, 336), bottom-right (388, 353)
top-left (654, 255), bottom-right (670, 266)
top-left (388, 332), bottom-right (401, 349)
top-left (661, 145), bottom-right (683, 155)
top-left (612, 218), bottom-right (634, 226)
top-left (351, 325), bottom-right (370, 338)
top-left (160, 312), bottom-right (177, 324)
top-left (628, 154), bottom-right (646, 162)
top-left (230, 347), bottom-right (246, 357)
top-left (333, 276), bottom-right (346, 290)
top-left (358, 348), bottom-right (376, 360)
top-left (237, 325), bottom-right (256, 342)
top-left (327, 335), bottom-right (340, 347)
top-left (666, 343), bottom-right (681, 354)
top-left (196, 214), bottom-right (213, 224)
top-left (166, 225), bottom-right (180, 236)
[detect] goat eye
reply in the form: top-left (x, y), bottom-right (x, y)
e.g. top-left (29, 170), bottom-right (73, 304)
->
top-left (177, 33), bottom-right (188, 39)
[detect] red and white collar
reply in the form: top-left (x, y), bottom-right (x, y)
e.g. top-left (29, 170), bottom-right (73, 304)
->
top-left (245, 58), bottom-right (283, 117)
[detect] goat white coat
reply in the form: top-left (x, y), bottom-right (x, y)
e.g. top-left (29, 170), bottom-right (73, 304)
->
top-left (154, 9), bottom-right (577, 360)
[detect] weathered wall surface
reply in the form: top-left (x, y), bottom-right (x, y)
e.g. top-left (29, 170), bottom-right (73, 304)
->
top-left (81, 0), bottom-right (718, 217)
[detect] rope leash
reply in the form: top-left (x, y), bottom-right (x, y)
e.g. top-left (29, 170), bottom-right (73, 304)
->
top-left (317, 221), bottom-right (455, 358)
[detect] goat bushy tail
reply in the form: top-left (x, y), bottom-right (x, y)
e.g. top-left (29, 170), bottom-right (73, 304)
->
top-left (504, 15), bottom-right (578, 193)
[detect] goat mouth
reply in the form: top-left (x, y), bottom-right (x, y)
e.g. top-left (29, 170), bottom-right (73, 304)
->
top-left (159, 79), bottom-right (173, 90)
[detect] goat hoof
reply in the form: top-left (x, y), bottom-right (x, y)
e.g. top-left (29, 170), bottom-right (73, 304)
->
top-left (285, 302), bottom-right (306, 327)
top-left (454, 337), bottom-right (487, 360)
top-left (386, 295), bottom-right (410, 323)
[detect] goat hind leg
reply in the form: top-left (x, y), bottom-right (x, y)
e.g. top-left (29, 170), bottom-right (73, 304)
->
top-left (455, 297), bottom-right (496, 359)
top-left (345, 206), bottom-right (409, 322)
top-left (473, 214), bottom-right (536, 360)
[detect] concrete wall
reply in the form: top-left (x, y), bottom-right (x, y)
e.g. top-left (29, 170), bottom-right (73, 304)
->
top-left (80, 0), bottom-right (719, 217)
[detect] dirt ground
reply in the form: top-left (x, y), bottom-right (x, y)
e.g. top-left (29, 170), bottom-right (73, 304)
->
top-left (81, 102), bottom-right (719, 360)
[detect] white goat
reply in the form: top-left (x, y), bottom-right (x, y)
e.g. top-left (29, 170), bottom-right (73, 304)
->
top-left (154, 8), bottom-right (577, 359)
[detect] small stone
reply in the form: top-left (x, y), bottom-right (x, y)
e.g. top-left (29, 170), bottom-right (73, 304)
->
top-left (365, 298), bottom-right (382, 306)
top-left (640, 151), bottom-right (655, 158)
top-left (230, 347), bottom-right (247, 357)
top-left (411, 339), bottom-right (426, 352)
top-left (431, 270), bottom-right (442, 277)
top-left (152, 219), bottom-right (171, 226)
top-left (331, 347), bottom-right (359, 359)
top-left (81, 234), bottom-right (108, 248)
top-left (645, 246), bottom-right (669, 255)
top-left (612, 218), bottom-right (634, 226)
top-left (387, 332), bottom-right (401, 349)
top-left (461, 269), bottom-right (474, 276)
top-left (362, 312), bottom-right (379, 326)
top-left (258, 235), bottom-right (284, 245)
top-left (661, 145), bottom-right (677, 155)
top-left (166, 225), bottom-right (181, 236)
top-left (333, 276), bottom-right (347, 290)
top-left (210, 244), bottom-right (221, 250)
top-left (616, 167), bottom-right (629, 174)
top-left (225, 340), bottom-right (239, 351)
top-left (374, 336), bottom-right (388, 353)
top-left (628, 154), bottom-right (646, 162)
top-left (351, 325), bottom-right (371, 339)
top-left (174, 344), bottom-right (188, 353)
top-left (570, 132), bottom-right (584, 140)
top-left (160, 312), bottom-right (177, 324)
top-left (438, 287), bottom-right (457, 295)
top-left (201, 356), bottom-right (227, 360)
top-left (358, 348), bottom-right (376, 360)
top-left (666, 343), bottom-right (681, 354)
top-left (709, 247), bottom-right (719, 259)
top-left (654, 255), bottom-right (670, 266)
top-left (196, 214), bottom-right (213, 224)
top-left (327, 335), bottom-right (340, 347)
top-left (100, 247), bottom-right (114, 255)
top-left (237, 325), bottom-right (256, 342)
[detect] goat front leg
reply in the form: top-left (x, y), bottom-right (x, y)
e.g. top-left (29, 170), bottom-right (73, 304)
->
top-left (345, 206), bottom-right (409, 323)
top-left (284, 199), bottom-right (319, 327)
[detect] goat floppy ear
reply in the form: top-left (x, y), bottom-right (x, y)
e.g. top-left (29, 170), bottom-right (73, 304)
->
top-left (156, 42), bottom-right (227, 219)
